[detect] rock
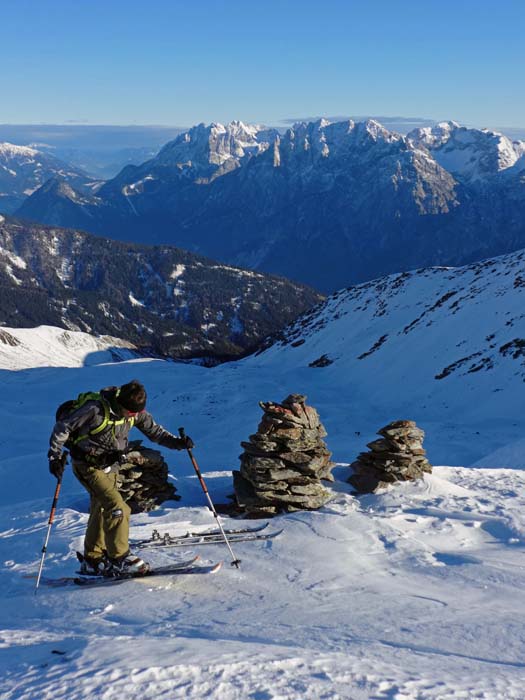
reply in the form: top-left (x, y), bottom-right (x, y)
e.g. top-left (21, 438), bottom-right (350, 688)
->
top-left (234, 395), bottom-right (334, 515)
top-left (348, 420), bottom-right (432, 494)
top-left (116, 440), bottom-right (180, 513)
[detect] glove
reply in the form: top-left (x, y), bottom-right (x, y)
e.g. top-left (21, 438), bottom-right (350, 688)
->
top-left (175, 435), bottom-right (194, 450)
top-left (49, 456), bottom-right (66, 479)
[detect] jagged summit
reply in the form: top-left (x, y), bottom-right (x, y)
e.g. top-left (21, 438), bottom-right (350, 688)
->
top-left (408, 121), bottom-right (524, 181)
top-left (407, 121), bottom-right (460, 148)
top-left (154, 120), bottom-right (277, 172)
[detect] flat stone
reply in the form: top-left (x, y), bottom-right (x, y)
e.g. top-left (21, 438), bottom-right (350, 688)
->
top-left (241, 455), bottom-right (286, 471)
top-left (367, 439), bottom-right (391, 452)
top-left (289, 483), bottom-right (328, 496)
top-left (271, 427), bottom-right (304, 440)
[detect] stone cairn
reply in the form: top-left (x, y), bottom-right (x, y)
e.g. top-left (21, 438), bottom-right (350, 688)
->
top-left (349, 420), bottom-right (432, 493)
top-left (116, 439), bottom-right (180, 513)
top-left (233, 394), bottom-right (334, 515)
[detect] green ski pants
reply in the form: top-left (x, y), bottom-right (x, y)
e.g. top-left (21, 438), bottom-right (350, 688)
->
top-left (72, 462), bottom-right (131, 560)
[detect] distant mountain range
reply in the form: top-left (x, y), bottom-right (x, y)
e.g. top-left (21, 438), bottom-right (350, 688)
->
top-left (0, 142), bottom-right (95, 214)
top-left (0, 124), bottom-right (185, 178)
top-left (11, 118), bottom-right (525, 291)
top-left (0, 216), bottom-right (321, 360)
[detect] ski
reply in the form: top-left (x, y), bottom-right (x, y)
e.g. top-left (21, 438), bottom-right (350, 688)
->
top-left (36, 561), bottom-right (222, 587)
top-left (131, 522), bottom-right (270, 548)
top-left (132, 528), bottom-right (283, 550)
top-left (76, 553), bottom-right (200, 575)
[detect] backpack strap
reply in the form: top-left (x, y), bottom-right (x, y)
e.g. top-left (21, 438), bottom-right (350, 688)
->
top-left (72, 393), bottom-right (135, 445)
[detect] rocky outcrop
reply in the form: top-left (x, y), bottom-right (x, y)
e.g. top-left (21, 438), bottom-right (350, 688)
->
top-left (116, 440), bottom-right (180, 513)
top-left (233, 394), bottom-right (334, 515)
top-left (349, 420), bottom-right (432, 493)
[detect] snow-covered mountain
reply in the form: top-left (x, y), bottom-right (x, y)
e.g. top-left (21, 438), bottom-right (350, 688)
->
top-left (408, 120), bottom-right (525, 182)
top-left (0, 142), bottom-right (94, 214)
top-left (16, 118), bottom-right (525, 291)
top-left (0, 325), bottom-right (142, 370)
top-left (0, 216), bottom-right (322, 360)
top-left (2, 246), bottom-right (525, 698)
top-left (153, 120), bottom-right (277, 173)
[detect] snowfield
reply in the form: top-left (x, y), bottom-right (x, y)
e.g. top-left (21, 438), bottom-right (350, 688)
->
top-left (2, 249), bottom-right (525, 699)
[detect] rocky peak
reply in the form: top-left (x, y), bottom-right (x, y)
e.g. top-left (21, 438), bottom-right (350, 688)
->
top-left (38, 176), bottom-right (80, 200)
top-left (353, 118), bottom-right (399, 143)
top-left (155, 120), bottom-right (277, 172)
top-left (409, 122), bottom-right (523, 181)
top-left (407, 121), bottom-right (460, 149)
top-left (283, 118), bottom-right (400, 161)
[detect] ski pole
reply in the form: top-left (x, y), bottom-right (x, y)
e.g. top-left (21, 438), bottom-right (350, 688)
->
top-left (35, 454), bottom-right (66, 594)
top-left (179, 427), bottom-right (241, 568)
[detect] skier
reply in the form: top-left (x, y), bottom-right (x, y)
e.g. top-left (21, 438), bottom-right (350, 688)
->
top-left (47, 379), bottom-right (193, 577)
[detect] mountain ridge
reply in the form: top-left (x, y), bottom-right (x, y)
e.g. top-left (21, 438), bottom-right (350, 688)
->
top-left (0, 142), bottom-right (95, 214)
top-left (0, 216), bottom-right (322, 360)
top-left (16, 117), bottom-right (525, 291)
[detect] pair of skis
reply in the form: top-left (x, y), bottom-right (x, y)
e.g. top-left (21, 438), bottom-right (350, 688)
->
top-left (131, 522), bottom-right (282, 549)
top-left (35, 523), bottom-right (281, 588)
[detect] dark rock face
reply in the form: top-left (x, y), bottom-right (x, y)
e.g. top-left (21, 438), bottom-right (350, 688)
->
top-left (233, 394), bottom-right (334, 515)
top-left (349, 420), bottom-right (432, 493)
top-left (116, 440), bottom-right (180, 513)
top-left (0, 217), bottom-right (322, 360)
top-left (16, 119), bottom-right (525, 292)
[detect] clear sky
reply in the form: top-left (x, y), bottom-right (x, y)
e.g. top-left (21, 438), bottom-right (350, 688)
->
top-left (1, 0), bottom-right (524, 129)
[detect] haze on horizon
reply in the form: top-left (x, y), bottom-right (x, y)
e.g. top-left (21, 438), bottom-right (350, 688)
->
top-left (1, 0), bottom-right (524, 132)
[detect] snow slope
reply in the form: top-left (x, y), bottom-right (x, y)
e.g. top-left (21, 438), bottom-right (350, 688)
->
top-left (2, 251), bottom-right (525, 698)
top-left (0, 325), bottom-right (141, 370)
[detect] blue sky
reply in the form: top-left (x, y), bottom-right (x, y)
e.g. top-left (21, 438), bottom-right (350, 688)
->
top-left (1, 0), bottom-right (524, 129)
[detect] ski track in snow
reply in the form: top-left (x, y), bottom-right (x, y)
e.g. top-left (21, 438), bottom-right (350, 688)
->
top-left (1, 334), bottom-right (525, 697)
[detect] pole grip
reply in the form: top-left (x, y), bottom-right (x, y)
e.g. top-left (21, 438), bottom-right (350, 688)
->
top-left (179, 427), bottom-right (208, 494)
top-left (48, 479), bottom-right (62, 525)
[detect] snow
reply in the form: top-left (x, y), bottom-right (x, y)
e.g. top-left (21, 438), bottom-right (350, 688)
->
top-left (125, 175), bottom-right (155, 193)
top-left (0, 325), bottom-right (139, 370)
top-left (2, 264), bottom-right (22, 285)
top-left (129, 292), bottom-right (146, 307)
top-left (170, 264), bottom-right (186, 280)
top-left (0, 142), bottom-right (39, 159)
top-left (2, 250), bottom-right (525, 698)
top-left (408, 123), bottom-right (522, 181)
top-left (0, 247), bottom-right (27, 270)
top-left (57, 256), bottom-right (73, 284)
top-left (0, 165), bottom-right (17, 176)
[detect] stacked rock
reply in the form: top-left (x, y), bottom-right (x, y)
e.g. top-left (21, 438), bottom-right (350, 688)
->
top-left (233, 394), bottom-right (334, 515)
top-left (116, 439), bottom-right (180, 513)
top-left (349, 420), bottom-right (432, 493)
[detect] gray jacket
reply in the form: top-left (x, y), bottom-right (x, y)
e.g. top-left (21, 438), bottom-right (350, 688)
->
top-left (48, 387), bottom-right (182, 464)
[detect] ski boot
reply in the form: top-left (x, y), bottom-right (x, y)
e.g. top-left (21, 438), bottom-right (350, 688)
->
top-left (105, 551), bottom-right (150, 578)
top-left (76, 552), bottom-right (106, 576)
